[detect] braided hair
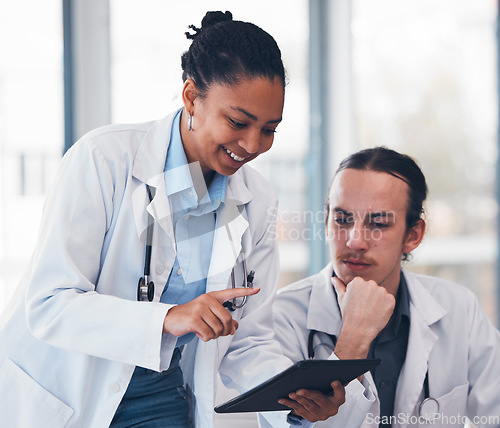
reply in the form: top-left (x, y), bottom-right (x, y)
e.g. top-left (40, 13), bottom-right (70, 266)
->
top-left (181, 11), bottom-right (286, 96)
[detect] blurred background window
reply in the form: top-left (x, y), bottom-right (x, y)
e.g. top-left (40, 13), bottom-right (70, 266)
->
top-left (352, 0), bottom-right (498, 323)
top-left (0, 0), bottom-right (63, 311)
top-left (0, 2), bottom-right (497, 426)
top-left (109, 0), bottom-right (311, 289)
top-left (0, 0), bottom-right (497, 341)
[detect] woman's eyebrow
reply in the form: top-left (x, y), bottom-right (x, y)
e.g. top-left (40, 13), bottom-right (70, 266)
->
top-left (230, 106), bottom-right (282, 124)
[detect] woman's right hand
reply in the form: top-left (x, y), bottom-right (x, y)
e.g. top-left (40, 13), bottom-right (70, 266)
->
top-left (162, 287), bottom-right (260, 341)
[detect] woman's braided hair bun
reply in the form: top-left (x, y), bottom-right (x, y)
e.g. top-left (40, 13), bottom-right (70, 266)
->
top-left (181, 10), bottom-right (285, 95)
top-left (185, 11), bottom-right (233, 40)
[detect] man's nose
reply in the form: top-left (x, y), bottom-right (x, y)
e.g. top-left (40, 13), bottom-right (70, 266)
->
top-left (346, 223), bottom-right (368, 251)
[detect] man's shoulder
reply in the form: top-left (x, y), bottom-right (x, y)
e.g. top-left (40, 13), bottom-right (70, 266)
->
top-left (273, 275), bottom-right (316, 324)
top-left (276, 267), bottom-right (331, 306)
top-left (403, 269), bottom-right (477, 308)
top-left (278, 274), bottom-right (317, 295)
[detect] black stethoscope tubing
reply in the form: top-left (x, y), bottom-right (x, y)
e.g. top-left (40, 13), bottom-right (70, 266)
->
top-left (307, 329), bottom-right (337, 359)
top-left (308, 330), bottom-right (437, 417)
top-left (137, 184), bottom-right (255, 307)
top-left (419, 369), bottom-right (439, 419)
top-left (137, 185), bottom-right (156, 302)
top-left (223, 258), bottom-right (255, 311)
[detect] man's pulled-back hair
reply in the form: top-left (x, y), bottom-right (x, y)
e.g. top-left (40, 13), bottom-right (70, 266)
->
top-left (181, 11), bottom-right (286, 95)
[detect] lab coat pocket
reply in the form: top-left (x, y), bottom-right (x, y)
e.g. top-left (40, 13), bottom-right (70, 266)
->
top-left (0, 359), bottom-right (74, 428)
top-left (419, 383), bottom-right (469, 427)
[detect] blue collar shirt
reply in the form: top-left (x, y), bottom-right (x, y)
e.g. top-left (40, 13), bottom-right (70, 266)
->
top-left (161, 110), bottom-right (227, 346)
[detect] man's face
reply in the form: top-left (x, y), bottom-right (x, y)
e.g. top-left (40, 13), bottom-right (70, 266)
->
top-left (326, 168), bottom-right (423, 295)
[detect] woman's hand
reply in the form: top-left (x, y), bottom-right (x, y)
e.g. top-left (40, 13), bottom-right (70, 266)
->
top-left (162, 287), bottom-right (260, 341)
top-left (278, 381), bottom-right (346, 422)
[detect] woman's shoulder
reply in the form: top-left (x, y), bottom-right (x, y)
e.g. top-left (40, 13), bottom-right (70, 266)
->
top-left (74, 120), bottom-right (156, 155)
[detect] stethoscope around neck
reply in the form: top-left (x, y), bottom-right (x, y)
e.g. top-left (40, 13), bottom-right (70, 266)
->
top-left (137, 185), bottom-right (156, 302)
top-left (137, 185), bottom-right (255, 310)
top-left (307, 329), bottom-right (337, 359)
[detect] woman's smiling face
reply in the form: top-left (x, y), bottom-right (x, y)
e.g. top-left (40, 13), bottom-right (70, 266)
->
top-left (181, 76), bottom-right (284, 181)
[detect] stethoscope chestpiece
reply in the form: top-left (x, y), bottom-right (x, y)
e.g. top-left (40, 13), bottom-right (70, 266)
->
top-left (137, 276), bottom-right (154, 302)
top-left (418, 397), bottom-right (440, 422)
top-left (223, 262), bottom-right (255, 311)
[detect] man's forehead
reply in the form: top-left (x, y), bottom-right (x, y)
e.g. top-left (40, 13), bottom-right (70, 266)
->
top-left (330, 169), bottom-right (409, 212)
top-left (332, 207), bottom-right (396, 218)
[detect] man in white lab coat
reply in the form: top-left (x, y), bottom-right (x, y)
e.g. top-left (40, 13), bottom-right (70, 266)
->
top-left (274, 147), bottom-right (500, 427)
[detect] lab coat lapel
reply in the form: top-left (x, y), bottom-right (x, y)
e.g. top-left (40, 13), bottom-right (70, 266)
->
top-left (393, 271), bottom-right (446, 420)
top-left (131, 110), bottom-right (178, 243)
top-left (307, 264), bottom-right (342, 337)
top-left (206, 173), bottom-right (252, 292)
top-left (146, 177), bottom-right (175, 245)
top-left (131, 110), bottom-right (179, 302)
top-left (132, 110), bottom-right (178, 185)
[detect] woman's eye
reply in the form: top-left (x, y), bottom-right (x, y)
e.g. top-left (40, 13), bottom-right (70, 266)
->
top-left (228, 118), bottom-right (246, 129)
top-left (262, 128), bottom-right (277, 136)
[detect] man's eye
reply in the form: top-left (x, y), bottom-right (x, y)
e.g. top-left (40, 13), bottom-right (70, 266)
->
top-left (371, 221), bottom-right (389, 228)
top-left (335, 217), bottom-right (352, 225)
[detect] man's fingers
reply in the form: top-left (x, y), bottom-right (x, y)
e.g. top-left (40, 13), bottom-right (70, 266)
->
top-left (331, 277), bottom-right (347, 303)
top-left (330, 380), bottom-right (346, 404)
top-left (277, 398), bottom-right (309, 415)
top-left (211, 287), bottom-right (261, 304)
top-left (277, 397), bottom-right (315, 422)
top-left (288, 391), bottom-right (322, 413)
top-left (279, 381), bottom-right (346, 422)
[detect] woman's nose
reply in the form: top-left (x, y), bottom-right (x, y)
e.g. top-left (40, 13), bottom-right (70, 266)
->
top-left (239, 130), bottom-right (260, 155)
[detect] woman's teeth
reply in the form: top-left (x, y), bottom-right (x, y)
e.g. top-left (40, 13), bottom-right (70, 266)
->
top-left (225, 148), bottom-right (245, 162)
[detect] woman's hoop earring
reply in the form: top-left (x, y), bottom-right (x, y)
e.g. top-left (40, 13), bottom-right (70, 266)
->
top-left (187, 112), bottom-right (193, 131)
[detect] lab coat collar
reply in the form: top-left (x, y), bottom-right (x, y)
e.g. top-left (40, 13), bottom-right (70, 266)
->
top-left (130, 111), bottom-right (179, 266)
top-left (403, 270), bottom-right (446, 326)
top-left (131, 107), bottom-right (252, 208)
top-left (307, 263), bottom-right (342, 337)
top-left (130, 107), bottom-right (254, 291)
top-left (393, 270), bottom-right (447, 418)
top-left (132, 109), bottom-right (179, 186)
top-left (131, 109), bottom-right (253, 257)
top-left (225, 165), bottom-right (253, 206)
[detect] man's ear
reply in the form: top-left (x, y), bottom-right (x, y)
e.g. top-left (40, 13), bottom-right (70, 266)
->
top-left (182, 79), bottom-right (199, 112)
top-left (403, 219), bottom-right (426, 254)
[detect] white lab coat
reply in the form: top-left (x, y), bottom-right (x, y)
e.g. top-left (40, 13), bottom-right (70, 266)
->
top-left (273, 264), bottom-right (500, 428)
top-left (0, 109), bottom-right (294, 428)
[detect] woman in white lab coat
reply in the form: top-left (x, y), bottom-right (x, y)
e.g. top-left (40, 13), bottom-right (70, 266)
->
top-left (0, 11), bottom-right (344, 428)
